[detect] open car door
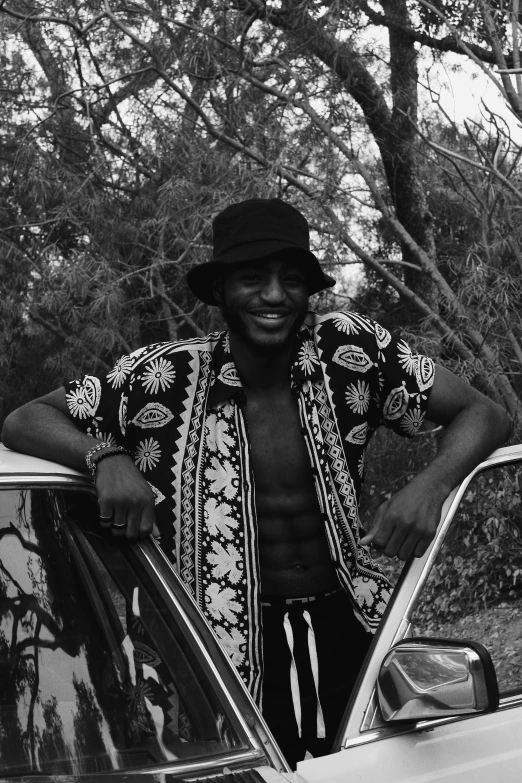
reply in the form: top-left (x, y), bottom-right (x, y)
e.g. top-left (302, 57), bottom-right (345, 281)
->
top-left (297, 445), bottom-right (522, 783)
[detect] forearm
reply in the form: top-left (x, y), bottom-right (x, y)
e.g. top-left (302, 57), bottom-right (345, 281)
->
top-left (417, 400), bottom-right (512, 497)
top-left (2, 399), bottom-right (100, 471)
top-left (2, 392), bottom-right (158, 540)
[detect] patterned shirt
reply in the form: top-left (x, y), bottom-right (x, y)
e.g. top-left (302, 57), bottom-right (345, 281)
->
top-left (65, 310), bottom-right (435, 704)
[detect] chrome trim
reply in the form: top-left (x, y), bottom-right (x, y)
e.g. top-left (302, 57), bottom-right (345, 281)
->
top-left (136, 539), bottom-right (290, 773)
top-left (0, 474), bottom-right (93, 486)
top-left (498, 693), bottom-right (522, 710)
top-left (112, 749), bottom-right (267, 776)
top-left (355, 677), bottom-right (522, 741)
top-left (345, 692), bottom-right (522, 750)
top-left (344, 715), bottom-right (469, 749)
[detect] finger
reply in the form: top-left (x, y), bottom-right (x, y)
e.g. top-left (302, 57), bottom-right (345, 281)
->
top-left (137, 502), bottom-right (157, 539)
top-left (127, 505), bottom-right (155, 540)
top-left (412, 534), bottom-right (432, 559)
top-left (98, 502), bottom-right (114, 529)
top-left (360, 503), bottom-right (387, 546)
top-left (111, 507), bottom-right (128, 537)
top-left (395, 533), bottom-right (421, 561)
top-left (124, 504), bottom-right (143, 540)
top-left (380, 527), bottom-right (408, 559)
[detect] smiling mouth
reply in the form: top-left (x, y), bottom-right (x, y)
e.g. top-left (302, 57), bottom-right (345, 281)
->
top-left (250, 312), bottom-right (289, 320)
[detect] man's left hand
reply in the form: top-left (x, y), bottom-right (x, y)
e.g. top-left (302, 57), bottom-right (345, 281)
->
top-left (360, 474), bottom-right (449, 560)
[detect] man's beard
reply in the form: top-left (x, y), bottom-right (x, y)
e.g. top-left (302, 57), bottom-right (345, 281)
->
top-left (221, 304), bottom-right (308, 354)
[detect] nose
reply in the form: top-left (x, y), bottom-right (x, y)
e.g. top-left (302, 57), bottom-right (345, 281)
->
top-left (260, 273), bottom-right (286, 303)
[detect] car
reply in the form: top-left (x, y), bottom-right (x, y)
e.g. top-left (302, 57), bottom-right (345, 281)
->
top-left (1, 443), bottom-right (522, 783)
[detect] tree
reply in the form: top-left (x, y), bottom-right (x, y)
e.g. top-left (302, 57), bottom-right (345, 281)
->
top-left (1, 0), bottom-right (521, 423)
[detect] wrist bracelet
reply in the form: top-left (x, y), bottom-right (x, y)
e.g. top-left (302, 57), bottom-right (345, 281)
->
top-left (85, 442), bottom-right (112, 475)
top-left (91, 446), bottom-right (132, 475)
top-left (85, 442), bottom-right (131, 476)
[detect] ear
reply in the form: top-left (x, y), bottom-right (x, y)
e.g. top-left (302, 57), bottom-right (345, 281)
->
top-left (211, 275), bottom-right (225, 305)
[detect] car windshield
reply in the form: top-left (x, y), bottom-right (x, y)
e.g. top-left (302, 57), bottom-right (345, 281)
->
top-left (0, 486), bottom-right (249, 775)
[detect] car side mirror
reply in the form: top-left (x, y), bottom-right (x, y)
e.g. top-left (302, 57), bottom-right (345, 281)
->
top-left (377, 638), bottom-right (499, 722)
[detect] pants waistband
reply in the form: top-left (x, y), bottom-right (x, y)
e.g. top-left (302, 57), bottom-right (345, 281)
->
top-left (260, 587), bottom-right (342, 607)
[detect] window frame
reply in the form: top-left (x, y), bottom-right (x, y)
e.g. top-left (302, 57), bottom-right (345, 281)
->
top-left (0, 474), bottom-right (290, 775)
top-left (336, 445), bottom-right (522, 751)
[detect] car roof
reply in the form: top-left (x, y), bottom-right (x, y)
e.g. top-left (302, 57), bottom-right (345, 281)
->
top-left (0, 443), bottom-right (87, 478)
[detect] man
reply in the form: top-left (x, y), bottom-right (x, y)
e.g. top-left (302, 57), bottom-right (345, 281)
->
top-left (1, 198), bottom-right (511, 766)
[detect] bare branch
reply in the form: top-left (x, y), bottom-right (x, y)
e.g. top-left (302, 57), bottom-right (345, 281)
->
top-left (478, 0), bottom-right (522, 117)
top-left (416, 0), bottom-right (511, 101)
top-left (0, 2), bottom-right (106, 36)
top-left (355, 0), bottom-right (498, 64)
top-left (413, 120), bottom-right (522, 209)
top-left (136, 274), bottom-right (203, 337)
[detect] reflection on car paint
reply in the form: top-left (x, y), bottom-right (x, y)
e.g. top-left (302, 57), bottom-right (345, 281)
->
top-left (132, 585), bottom-right (140, 617)
top-left (0, 488), bottom-right (245, 775)
top-left (0, 489), bottom-right (122, 774)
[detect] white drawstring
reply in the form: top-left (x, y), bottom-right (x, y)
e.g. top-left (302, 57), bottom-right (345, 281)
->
top-left (283, 612), bottom-right (302, 737)
top-left (283, 610), bottom-right (325, 739)
top-left (303, 610), bottom-right (326, 739)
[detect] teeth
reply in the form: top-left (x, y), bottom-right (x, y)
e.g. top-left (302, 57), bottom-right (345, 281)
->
top-left (254, 313), bottom-right (285, 319)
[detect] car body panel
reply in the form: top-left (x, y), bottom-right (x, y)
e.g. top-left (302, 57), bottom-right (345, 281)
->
top-left (295, 702), bottom-right (522, 783)
top-left (0, 445), bottom-right (87, 478)
top-left (2, 443), bottom-right (522, 782)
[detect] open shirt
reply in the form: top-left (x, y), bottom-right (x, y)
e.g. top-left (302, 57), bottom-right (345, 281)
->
top-left (65, 310), bottom-right (435, 703)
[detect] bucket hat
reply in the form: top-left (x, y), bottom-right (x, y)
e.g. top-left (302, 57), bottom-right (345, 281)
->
top-left (186, 198), bottom-right (336, 305)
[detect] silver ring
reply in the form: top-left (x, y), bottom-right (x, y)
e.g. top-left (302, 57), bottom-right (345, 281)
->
top-left (111, 522), bottom-right (127, 530)
top-left (99, 514), bottom-right (114, 523)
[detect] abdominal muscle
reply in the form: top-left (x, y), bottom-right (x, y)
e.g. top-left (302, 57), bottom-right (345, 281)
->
top-left (245, 387), bottom-right (340, 596)
top-left (251, 454), bottom-right (339, 596)
top-left (258, 506), bottom-right (340, 596)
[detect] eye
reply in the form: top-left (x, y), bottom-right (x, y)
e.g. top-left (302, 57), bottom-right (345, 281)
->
top-left (241, 272), bottom-right (263, 283)
top-left (284, 273), bottom-right (306, 286)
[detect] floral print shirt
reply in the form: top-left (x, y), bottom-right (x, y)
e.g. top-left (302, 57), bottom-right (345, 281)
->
top-left (65, 310), bottom-right (435, 705)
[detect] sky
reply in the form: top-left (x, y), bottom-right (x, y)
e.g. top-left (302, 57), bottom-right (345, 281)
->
top-left (422, 52), bottom-right (522, 143)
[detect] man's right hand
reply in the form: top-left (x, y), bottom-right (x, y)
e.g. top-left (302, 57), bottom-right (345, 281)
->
top-left (1, 389), bottom-right (160, 542)
top-left (95, 454), bottom-right (160, 539)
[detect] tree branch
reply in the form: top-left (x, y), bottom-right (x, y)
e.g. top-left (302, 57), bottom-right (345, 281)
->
top-left (28, 312), bottom-right (113, 371)
top-left (136, 273), bottom-right (203, 337)
top-left (355, 0), bottom-right (499, 63)
top-left (416, 0), bottom-right (513, 105)
top-left (0, 2), bottom-right (106, 36)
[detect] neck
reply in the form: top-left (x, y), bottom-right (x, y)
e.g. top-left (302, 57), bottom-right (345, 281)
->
top-left (229, 332), bottom-right (294, 391)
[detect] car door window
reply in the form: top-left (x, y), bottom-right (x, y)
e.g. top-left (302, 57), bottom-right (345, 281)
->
top-left (410, 461), bottom-right (522, 696)
top-left (0, 486), bottom-right (249, 776)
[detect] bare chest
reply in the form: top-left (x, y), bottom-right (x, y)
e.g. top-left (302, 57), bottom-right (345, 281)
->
top-left (244, 388), bottom-right (317, 516)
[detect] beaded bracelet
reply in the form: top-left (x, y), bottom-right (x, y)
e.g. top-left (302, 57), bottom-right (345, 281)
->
top-left (91, 446), bottom-right (132, 475)
top-left (85, 442), bottom-right (132, 476)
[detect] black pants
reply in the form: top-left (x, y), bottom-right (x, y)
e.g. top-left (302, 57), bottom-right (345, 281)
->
top-left (261, 589), bottom-right (372, 769)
